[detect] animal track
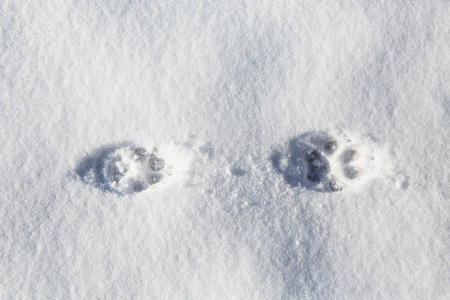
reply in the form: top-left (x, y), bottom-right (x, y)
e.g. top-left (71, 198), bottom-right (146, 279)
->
top-left (271, 131), bottom-right (375, 192)
top-left (76, 144), bottom-right (171, 194)
top-left (105, 146), bottom-right (168, 193)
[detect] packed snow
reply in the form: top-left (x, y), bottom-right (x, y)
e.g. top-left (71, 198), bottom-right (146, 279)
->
top-left (1, 0), bottom-right (449, 299)
top-left (270, 130), bottom-right (379, 192)
top-left (76, 142), bottom-right (193, 195)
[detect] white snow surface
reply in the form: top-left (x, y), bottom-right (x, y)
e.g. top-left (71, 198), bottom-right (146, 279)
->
top-left (1, 0), bottom-right (449, 299)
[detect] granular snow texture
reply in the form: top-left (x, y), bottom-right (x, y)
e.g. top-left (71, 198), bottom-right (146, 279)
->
top-left (1, 0), bottom-right (449, 299)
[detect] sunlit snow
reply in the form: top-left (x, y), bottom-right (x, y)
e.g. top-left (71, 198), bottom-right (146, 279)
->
top-left (1, 0), bottom-right (449, 298)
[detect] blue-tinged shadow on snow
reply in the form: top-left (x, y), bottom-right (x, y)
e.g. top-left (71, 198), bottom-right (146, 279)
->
top-left (279, 231), bottom-right (335, 298)
top-left (75, 142), bottom-right (133, 194)
top-left (270, 131), bottom-right (341, 192)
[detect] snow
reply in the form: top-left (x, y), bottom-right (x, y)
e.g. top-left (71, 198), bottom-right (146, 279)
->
top-left (270, 130), bottom-right (380, 192)
top-left (1, 0), bottom-right (449, 298)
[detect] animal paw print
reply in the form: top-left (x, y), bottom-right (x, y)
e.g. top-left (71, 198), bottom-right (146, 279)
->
top-left (76, 144), bottom-right (171, 194)
top-left (105, 146), bottom-right (169, 194)
top-left (271, 131), bottom-right (375, 192)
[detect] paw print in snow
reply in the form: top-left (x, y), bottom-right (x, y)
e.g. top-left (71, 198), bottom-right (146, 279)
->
top-left (76, 144), bottom-right (171, 194)
top-left (271, 131), bottom-right (375, 192)
top-left (105, 146), bottom-right (169, 193)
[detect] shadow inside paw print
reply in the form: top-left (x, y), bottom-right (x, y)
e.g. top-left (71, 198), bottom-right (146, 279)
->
top-left (271, 132), bottom-right (347, 192)
top-left (75, 143), bottom-right (167, 195)
top-left (75, 144), bottom-right (124, 193)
